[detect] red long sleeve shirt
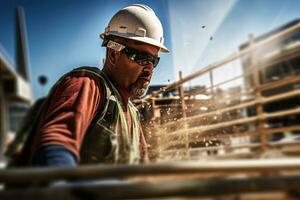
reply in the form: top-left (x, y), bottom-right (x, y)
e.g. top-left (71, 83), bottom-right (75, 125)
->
top-left (30, 73), bottom-right (148, 162)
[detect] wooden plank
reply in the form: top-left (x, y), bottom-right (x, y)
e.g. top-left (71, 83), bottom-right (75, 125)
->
top-left (1, 159), bottom-right (300, 184)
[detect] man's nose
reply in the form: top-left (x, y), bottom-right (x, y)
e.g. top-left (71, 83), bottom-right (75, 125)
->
top-left (143, 63), bottom-right (154, 73)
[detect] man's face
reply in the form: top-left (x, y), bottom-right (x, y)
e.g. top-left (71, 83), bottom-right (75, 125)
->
top-left (112, 39), bottom-right (160, 98)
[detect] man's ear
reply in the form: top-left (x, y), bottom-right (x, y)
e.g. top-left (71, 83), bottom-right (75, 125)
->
top-left (108, 49), bottom-right (120, 65)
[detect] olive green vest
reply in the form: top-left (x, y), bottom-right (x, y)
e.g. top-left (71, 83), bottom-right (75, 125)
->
top-left (78, 67), bottom-right (141, 165)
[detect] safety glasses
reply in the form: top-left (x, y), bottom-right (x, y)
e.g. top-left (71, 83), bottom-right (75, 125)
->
top-left (107, 40), bottom-right (160, 68)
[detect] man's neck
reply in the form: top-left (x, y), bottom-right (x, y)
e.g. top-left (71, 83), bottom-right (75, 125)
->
top-left (102, 67), bottom-right (129, 110)
top-left (118, 89), bottom-right (129, 110)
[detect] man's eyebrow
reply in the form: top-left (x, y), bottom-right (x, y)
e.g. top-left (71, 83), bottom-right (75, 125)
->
top-left (132, 41), bottom-right (145, 46)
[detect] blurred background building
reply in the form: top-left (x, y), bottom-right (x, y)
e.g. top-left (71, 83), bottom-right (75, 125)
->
top-left (0, 7), bottom-right (32, 160)
top-left (240, 19), bottom-right (300, 143)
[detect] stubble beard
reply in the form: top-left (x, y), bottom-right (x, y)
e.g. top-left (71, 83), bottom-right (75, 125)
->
top-left (129, 80), bottom-right (150, 98)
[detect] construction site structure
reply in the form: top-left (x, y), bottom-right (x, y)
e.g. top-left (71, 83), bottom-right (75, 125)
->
top-left (0, 7), bottom-right (33, 161)
top-left (135, 19), bottom-right (300, 162)
top-left (1, 7), bottom-right (300, 199)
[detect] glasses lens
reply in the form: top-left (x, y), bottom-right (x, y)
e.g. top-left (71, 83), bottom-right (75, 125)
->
top-left (136, 57), bottom-right (160, 68)
top-left (121, 47), bottom-right (160, 68)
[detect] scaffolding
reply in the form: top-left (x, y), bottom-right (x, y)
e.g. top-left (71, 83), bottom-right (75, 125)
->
top-left (136, 20), bottom-right (300, 162)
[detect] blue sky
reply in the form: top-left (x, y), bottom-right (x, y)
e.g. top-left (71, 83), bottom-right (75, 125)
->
top-left (0, 0), bottom-right (300, 98)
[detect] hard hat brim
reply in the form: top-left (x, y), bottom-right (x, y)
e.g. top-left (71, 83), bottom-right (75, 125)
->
top-left (100, 33), bottom-right (169, 53)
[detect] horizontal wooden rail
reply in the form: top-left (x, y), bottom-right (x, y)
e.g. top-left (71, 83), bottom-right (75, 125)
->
top-left (166, 107), bottom-right (300, 137)
top-left (1, 159), bottom-right (300, 184)
top-left (260, 73), bottom-right (300, 92)
top-left (161, 141), bottom-right (300, 155)
top-left (1, 175), bottom-right (300, 199)
top-left (159, 124), bottom-right (300, 151)
top-left (154, 73), bottom-right (300, 122)
top-left (161, 88), bottom-right (300, 130)
top-left (159, 22), bottom-right (300, 94)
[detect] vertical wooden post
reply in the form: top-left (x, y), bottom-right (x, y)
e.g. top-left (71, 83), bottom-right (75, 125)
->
top-left (150, 92), bottom-right (161, 160)
top-left (249, 34), bottom-right (268, 150)
top-left (178, 71), bottom-right (189, 158)
top-left (209, 70), bottom-right (214, 96)
top-left (150, 92), bottom-right (157, 121)
top-left (178, 71), bottom-right (187, 119)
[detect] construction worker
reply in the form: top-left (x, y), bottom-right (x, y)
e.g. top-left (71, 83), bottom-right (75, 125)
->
top-left (17, 4), bottom-right (169, 167)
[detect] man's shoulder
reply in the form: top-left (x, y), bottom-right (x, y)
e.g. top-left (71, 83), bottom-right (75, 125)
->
top-left (52, 66), bottom-right (113, 111)
top-left (71, 66), bottom-right (101, 75)
top-left (46, 66), bottom-right (108, 100)
top-left (55, 66), bottom-right (105, 88)
top-left (67, 66), bottom-right (102, 80)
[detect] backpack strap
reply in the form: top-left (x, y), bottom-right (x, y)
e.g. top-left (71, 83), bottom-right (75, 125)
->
top-left (54, 66), bottom-right (114, 121)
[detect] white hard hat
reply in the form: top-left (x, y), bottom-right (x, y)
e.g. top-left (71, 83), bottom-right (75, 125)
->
top-left (100, 4), bottom-right (169, 53)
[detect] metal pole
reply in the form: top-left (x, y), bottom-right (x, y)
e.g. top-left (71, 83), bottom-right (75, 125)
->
top-left (0, 70), bottom-right (4, 160)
